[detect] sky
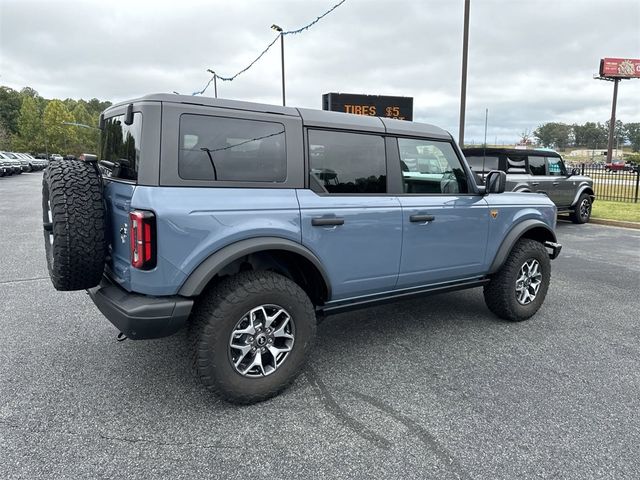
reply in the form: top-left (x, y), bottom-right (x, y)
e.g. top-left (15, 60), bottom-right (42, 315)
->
top-left (1, 0), bottom-right (639, 143)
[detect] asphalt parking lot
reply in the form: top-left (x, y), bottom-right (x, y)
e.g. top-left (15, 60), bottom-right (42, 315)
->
top-left (1, 171), bottom-right (639, 479)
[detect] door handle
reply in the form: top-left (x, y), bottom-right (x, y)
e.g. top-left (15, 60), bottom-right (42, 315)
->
top-left (552, 182), bottom-right (560, 186)
top-left (531, 182), bottom-right (540, 186)
top-left (312, 217), bottom-right (345, 226)
top-left (410, 214), bottom-right (435, 223)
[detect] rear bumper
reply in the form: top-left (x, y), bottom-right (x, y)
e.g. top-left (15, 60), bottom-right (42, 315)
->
top-left (88, 276), bottom-right (193, 340)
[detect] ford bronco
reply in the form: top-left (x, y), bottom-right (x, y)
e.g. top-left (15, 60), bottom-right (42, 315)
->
top-left (42, 94), bottom-right (561, 404)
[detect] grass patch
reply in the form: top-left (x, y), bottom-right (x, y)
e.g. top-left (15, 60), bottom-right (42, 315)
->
top-left (591, 200), bottom-right (640, 222)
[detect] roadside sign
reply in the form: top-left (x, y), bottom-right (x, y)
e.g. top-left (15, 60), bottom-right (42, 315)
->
top-left (322, 93), bottom-right (413, 120)
top-left (599, 58), bottom-right (640, 78)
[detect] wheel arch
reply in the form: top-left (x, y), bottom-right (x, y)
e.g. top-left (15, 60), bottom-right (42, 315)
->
top-left (488, 220), bottom-right (556, 274)
top-left (178, 237), bottom-right (331, 303)
top-left (570, 185), bottom-right (595, 207)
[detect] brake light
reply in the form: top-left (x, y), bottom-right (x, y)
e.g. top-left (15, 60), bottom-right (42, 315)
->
top-left (129, 210), bottom-right (156, 270)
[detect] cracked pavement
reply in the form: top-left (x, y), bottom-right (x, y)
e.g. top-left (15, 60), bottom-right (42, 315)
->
top-left (1, 172), bottom-right (639, 479)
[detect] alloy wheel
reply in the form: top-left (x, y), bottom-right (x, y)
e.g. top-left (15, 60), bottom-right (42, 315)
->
top-left (515, 259), bottom-right (542, 305)
top-left (228, 304), bottom-right (295, 377)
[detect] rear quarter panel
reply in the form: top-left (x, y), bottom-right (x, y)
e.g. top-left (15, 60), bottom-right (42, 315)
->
top-left (128, 187), bottom-right (302, 295)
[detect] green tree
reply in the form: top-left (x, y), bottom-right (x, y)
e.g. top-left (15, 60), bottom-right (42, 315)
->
top-left (13, 96), bottom-right (44, 152)
top-left (573, 122), bottom-right (608, 148)
top-left (0, 86), bottom-right (22, 134)
top-left (624, 123), bottom-right (640, 152)
top-left (534, 122), bottom-right (572, 150)
top-left (0, 121), bottom-right (12, 150)
top-left (43, 100), bottom-right (77, 154)
top-left (72, 102), bottom-right (99, 154)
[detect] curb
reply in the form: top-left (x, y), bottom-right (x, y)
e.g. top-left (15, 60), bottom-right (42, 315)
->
top-left (589, 218), bottom-right (640, 229)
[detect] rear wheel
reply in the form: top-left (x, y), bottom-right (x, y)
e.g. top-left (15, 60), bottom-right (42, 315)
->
top-left (190, 271), bottom-right (316, 404)
top-left (484, 239), bottom-right (551, 322)
top-left (42, 160), bottom-right (107, 291)
top-left (569, 193), bottom-right (591, 224)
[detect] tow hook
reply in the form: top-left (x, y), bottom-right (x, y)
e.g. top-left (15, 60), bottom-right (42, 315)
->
top-left (116, 332), bottom-right (128, 342)
top-left (544, 241), bottom-right (562, 260)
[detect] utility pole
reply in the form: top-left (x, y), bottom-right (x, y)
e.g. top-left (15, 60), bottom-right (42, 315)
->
top-left (271, 24), bottom-right (286, 106)
top-left (458, 0), bottom-right (471, 146)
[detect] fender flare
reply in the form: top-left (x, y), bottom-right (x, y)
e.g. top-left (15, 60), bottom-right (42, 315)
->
top-left (488, 219), bottom-right (557, 274)
top-left (178, 236), bottom-right (331, 298)
top-left (570, 185), bottom-right (595, 207)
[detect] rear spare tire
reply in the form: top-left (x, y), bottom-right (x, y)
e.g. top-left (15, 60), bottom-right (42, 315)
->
top-left (42, 160), bottom-right (107, 291)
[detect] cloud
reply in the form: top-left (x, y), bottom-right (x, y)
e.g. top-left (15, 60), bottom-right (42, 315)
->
top-left (1, 0), bottom-right (639, 142)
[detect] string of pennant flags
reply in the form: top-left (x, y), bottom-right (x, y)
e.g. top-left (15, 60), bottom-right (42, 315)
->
top-left (191, 0), bottom-right (347, 96)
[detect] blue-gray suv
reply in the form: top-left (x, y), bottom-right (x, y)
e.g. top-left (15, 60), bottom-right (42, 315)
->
top-left (42, 94), bottom-right (561, 404)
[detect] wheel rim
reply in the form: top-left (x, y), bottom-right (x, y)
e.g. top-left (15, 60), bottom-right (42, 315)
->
top-left (579, 198), bottom-right (590, 220)
top-left (228, 304), bottom-right (295, 377)
top-left (515, 259), bottom-right (542, 305)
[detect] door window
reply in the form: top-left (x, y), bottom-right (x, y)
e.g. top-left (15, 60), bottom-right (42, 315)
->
top-left (528, 156), bottom-right (546, 175)
top-left (398, 138), bottom-right (468, 194)
top-left (546, 156), bottom-right (566, 176)
top-left (308, 130), bottom-right (386, 194)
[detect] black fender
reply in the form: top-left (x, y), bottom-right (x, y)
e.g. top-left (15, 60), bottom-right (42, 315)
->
top-left (178, 237), bottom-right (331, 298)
top-left (488, 219), bottom-right (557, 274)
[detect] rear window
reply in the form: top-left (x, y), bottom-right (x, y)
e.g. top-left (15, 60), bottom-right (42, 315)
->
top-left (178, 114), bottom-right (286, 182)
top-left (100, 113), bottom-right (142, 181)
top-left (465, 155), bottom-right (499, 172)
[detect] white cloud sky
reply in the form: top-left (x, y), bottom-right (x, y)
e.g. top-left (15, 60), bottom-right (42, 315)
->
top-left (1, 0), bottom-right (639, 142)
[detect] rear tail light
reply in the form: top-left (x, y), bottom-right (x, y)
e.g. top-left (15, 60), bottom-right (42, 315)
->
top-left (129, 210), bottom-right (156, 270)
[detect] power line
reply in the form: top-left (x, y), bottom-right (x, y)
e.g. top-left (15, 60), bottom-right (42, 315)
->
top-left (192, 0), bottom-right (347, 96)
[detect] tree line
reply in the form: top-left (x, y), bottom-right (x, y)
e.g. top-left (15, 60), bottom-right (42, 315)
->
top-left (0, 86), bottom-right (112, 155)
top-left (533, 120), bottom-right (640, 152)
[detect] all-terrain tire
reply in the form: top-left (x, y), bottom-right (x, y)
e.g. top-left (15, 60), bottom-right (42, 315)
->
top-left (483, 239), bottom-right (551, 322)
top-left (42, 160), bottom-right (107, 291)
top-left (190, 271), bottom-right (316, 404)
top-left (569, 193), bottom-right (592, 224)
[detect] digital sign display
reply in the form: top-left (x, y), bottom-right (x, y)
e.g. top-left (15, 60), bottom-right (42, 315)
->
top-left (322, 93), bottom-right (413, 121)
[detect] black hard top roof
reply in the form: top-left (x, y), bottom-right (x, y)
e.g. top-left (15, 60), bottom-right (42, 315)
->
top-left (462, 147), bottom-right (560, 157)
top-left (106, 93), bottom-right (450, 139)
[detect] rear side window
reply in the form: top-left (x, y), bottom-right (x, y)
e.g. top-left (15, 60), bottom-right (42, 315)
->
top-left (179, 115), bottom-right (286, 182)
top-left (100, 113), bottom-right (142, 181)
top-left (308, 130), bottom-right (386, 194)
top-left (399, 138), bottom-right (469, 194)
top-left (465, 155), bottom-right (499, 172)
top-left (506, 154), bottom-right (527, 173)
top-left (528, 156), bottom-right (545, 175)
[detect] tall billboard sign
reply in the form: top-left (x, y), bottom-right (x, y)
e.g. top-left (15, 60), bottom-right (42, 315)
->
top-left (322, 93), bottom-right (413, 121)
top-left (599, 58), bottom-right (640, 78)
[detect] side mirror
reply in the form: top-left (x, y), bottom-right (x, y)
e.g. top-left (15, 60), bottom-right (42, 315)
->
top-left (485, 170), bottom-right (506, 194)
top-left (570, 167), bottom-right (580, 176)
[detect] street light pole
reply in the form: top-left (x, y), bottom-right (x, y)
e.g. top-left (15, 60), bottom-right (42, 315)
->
top-left (271, 24), bottom-right (285, 106)
top-left (459, 0), bottom-right (471, 147)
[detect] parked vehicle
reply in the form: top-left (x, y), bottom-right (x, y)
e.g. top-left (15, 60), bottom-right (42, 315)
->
top-left (0, 157), bottom-right (12, 176)
top-left (0, 152), bottom-right (23, 174)
top-left (463, 148), bottom-right (595, 224)
top-left (604, 161), bottom-right (625, 172)
top-left (42, 94), bottom-right (562, 404)
top-left (50, 154), bottom-right (63, 161)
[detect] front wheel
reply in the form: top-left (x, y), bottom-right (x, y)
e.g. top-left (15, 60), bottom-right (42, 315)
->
top-left (484, 239), bottom-right (551, 322)
top-left (569, 193), bottom-right (592, 224)
top-left (190, 271), bottom-right (316, 404)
